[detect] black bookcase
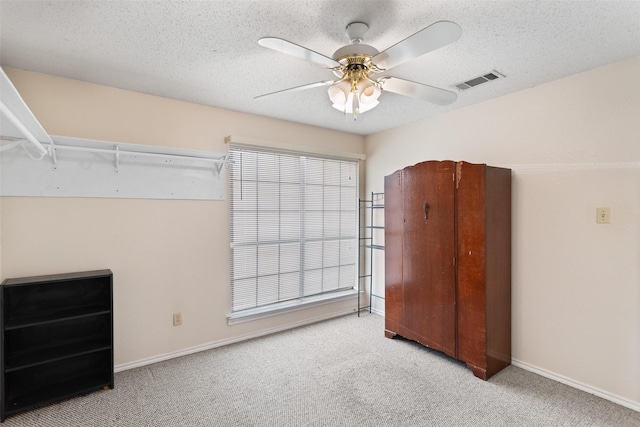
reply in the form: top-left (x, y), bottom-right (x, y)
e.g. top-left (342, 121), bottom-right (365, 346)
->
top-left (0, 270), bottom-right (113, 422)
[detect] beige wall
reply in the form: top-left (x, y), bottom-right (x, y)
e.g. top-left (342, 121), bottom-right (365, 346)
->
top-left (365, 57), bottom-right (640, 408)
top-left (0, 68), bottom-right (365, 367)
top-left (2, 57), bottom-right (639, 410)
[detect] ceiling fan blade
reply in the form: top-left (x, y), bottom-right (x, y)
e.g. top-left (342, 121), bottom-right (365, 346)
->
top-left (254, 80), bottom-right (336, 99)
top-left (372, 21), bottom-right (462, 70)
top-left (258, 37), bottom-right (340, 68)
top-left (381, 77), bottom-right (457, 106)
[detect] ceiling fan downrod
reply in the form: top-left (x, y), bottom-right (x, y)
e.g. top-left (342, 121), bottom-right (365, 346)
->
top-left (345, 22), bottom-right (369, 44)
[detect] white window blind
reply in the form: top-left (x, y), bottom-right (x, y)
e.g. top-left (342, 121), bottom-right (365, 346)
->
top-left (229, 145), bottom-right (358, 313)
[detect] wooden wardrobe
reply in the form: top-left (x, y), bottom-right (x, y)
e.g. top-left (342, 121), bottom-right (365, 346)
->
top-left (384, 160), bottom-right (511, 380)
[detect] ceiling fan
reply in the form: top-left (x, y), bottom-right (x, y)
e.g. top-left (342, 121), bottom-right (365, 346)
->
top-left (256, 20), bottom-right (462, 121)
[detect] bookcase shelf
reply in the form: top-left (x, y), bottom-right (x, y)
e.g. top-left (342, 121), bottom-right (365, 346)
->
top-left (1, 270), bottom-right (113, 422)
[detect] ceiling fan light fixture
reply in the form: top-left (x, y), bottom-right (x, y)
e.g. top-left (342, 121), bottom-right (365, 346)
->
top-left (328, 80), bottom-right (350, 105)
top-left (328, 79), bottom-right (380, 115)
top-left (358, 80), bottom-right (381, 104)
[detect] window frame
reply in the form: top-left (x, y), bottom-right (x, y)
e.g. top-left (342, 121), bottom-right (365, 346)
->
top-left (227, 139), bottom-right (363, 324)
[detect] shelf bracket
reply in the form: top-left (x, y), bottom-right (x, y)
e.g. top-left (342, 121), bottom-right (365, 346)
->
top-left (50, 140), bottom-right (58, 170)
top-left (215, 155), bottom-right (227, 175)
top-left (114, 145), bottom-right (120, 173)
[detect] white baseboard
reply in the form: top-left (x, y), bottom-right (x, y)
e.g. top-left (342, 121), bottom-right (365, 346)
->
top-left (372, 309), bottom-right (639, 412)
top-left (511, 358), bottom-right (640, 412)
top-left (115, 307), bottom-right (356, 373)
top-left (370, 306), bottom-right (385, 316)
top-left (115, 309), bottom-right (639, 413)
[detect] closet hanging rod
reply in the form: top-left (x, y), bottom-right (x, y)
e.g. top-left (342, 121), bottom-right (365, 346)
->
top-left (44, 142), bottom-right (227, 165)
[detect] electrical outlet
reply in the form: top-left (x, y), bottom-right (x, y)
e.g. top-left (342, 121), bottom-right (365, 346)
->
top-left (596, 207), bottom-right (610, 224)
top-left (173, 312), bottom-right (182, 326)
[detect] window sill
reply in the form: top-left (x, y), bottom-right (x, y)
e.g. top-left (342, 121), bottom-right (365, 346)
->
top-left (227, 289), bottom-right (358, 325)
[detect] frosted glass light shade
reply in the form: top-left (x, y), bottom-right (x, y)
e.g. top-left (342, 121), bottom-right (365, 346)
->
top-left (328, 79), bottom-right (381, 114)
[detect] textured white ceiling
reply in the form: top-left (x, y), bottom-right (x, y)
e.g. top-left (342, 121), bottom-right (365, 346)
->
top-left (1, 0), bottom-right (639, 136)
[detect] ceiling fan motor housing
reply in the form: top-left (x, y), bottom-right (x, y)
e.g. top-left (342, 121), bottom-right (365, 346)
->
top-left (332, 43), bottom-right (380, 63)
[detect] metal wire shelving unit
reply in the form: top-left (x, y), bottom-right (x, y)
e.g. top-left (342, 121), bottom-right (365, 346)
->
top-left (357, 192), bottom-right (385, 315)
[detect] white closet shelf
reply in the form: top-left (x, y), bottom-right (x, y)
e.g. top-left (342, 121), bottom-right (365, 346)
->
top-left (0, 67), bottom-right (228, 200)
top-left (44, 137), bottom-right (227, 174)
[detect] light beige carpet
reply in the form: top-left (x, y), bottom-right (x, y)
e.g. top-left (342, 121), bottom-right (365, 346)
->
top-left (4, 313), bottom-right (639, 426)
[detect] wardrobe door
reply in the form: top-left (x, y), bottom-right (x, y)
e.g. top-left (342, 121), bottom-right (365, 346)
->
top-left (384, 170), bottom-right (405, 337)
top-left (456, 162), bottom-right (512, 379)
top-left (402, 161), bottom-right (456, 356)
top-left (455, 162), bottom-right (488, 375)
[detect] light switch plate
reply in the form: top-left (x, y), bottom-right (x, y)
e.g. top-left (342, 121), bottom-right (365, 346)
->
top-left (173, 312), bottom-right (183, 326)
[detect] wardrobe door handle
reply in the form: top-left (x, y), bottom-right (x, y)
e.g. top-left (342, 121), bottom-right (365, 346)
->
top-left (424, 202), bottom-right (430, 220)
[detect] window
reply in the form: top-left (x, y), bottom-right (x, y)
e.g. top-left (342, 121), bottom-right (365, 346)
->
top-left (229, 145), bottom-right (358, 314)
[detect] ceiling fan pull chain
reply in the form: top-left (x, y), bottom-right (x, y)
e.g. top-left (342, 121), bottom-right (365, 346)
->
top-left (351, 88), bottom-right (360, 120)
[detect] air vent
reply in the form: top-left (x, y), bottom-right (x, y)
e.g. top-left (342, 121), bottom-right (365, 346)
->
top-left (454, 70), bottom-right (505, 91)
